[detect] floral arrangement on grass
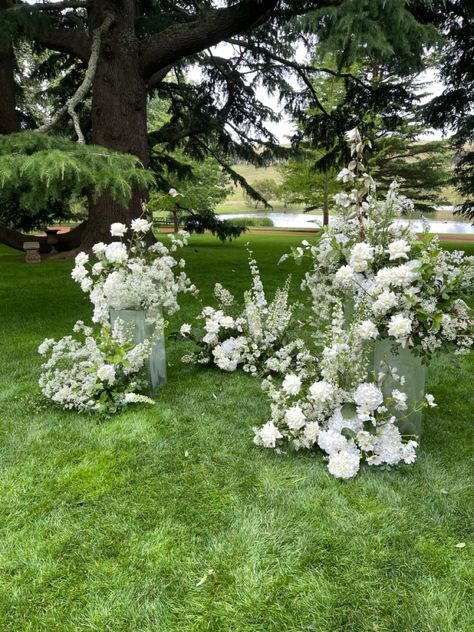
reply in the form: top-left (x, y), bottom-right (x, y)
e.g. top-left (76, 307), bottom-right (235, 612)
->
top-left (71, 218), bottom-right (197, 326)
top-left (179, 253), bottom-right (311, 375)
top-left (39, 218), bottom-right (197, 413)
top-left (290, 131), bottom-right (473, 359)
top-left (38, 320), bottom-right (154, 414)
top-left (254, 130), bottom-right (472, 479)
top-left (253, 305), bottom-right (437, 479)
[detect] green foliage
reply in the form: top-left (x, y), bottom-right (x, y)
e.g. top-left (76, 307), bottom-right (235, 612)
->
top-left (244, 178), bottom-right (279, 208)
top-left (226, 217), bottom-right (274, 228)
top-left (182, 208), bottom-right (246, 242)
top-left (0, 132), bottom-right (154, 231)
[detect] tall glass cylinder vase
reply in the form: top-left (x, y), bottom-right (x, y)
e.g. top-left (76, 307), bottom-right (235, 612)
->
top-left (373, 339), bottom-right (427, 437)
top-left (110, 309), bottom-right (167, 396)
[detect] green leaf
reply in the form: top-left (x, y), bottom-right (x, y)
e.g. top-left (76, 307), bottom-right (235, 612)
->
top-left (341, 427), bottom-right (357, 440)
top-left (341, 402), bottom-right (357, 419)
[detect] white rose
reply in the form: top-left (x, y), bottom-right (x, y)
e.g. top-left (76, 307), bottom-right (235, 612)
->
top-left (282, 374), bottom-right (302, 395)
top-left (71, 265), bottom-right (88, 282)
top-left (353, 383), bottom-right (384, 412)
top-left (284, 405), bottom-right (306, 431)
top-left (387, 239), bottom-right (410, 261)
top-left (131, 218), bottom-right (152, 233)
top-left (75, 252), bottom-right (89, 266)
top-left (372, 289), bottom-right (398, 316)
top-left (349, 243), bottom-right (374, 272)
top-left (255, 421), bottom-right (283, 449)
top-left (388, 313), bottom-right (412, 339)
top-left (219, 316), bottom-right (235, 329)
top-left (180, 323), bottom-right (192, 335)
top-left (308, 380), bottom-right (334, 404)
top-left (356, 320), bottom-right (378, 340)
top-left (104, 242), bottom-right (128, 264)
top-left (110, 222), bottom-right (127, 237)
top-left (92, 242), bottom-right (106, 256)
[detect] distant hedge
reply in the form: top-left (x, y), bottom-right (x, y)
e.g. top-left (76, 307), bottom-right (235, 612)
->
top-left (226, 216), bottom-right (274, 227)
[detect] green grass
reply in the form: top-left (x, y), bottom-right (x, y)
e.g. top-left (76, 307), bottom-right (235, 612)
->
top-left (0, 235), bottom-right (473, 632)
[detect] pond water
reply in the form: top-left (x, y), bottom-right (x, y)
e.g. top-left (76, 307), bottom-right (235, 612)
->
top-left (220, 212), bottom-right (474, 234)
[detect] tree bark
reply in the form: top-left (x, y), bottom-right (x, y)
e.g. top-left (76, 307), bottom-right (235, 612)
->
top-left (0, 2), bottom-right (20, 133)
top-left (80, 0), bottom-right (148, 249)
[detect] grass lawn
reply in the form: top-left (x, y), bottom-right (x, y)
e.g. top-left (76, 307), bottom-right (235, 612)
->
top-left (0, 235), bottom-right (473, 631)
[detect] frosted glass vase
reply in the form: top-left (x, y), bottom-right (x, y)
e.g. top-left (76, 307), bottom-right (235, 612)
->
top-left (373, 339), bottom-right (427, 437)
top-left (110, 309), bottom-right (167, 396)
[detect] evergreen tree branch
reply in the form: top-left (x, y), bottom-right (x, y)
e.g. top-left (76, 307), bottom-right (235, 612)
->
top-left (35, 13), bottom-right (113, 140)
top-left (33, 24), bottom-right (90, 61)
top-left (139, 0), bottom-right (280, 79)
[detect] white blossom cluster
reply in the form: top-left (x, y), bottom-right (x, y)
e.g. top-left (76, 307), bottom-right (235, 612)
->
top-left (38, 320), bottom-right (154, 414)
top-left (180, 254), bottom-right (308, 375)
top-left (71, 221), bottom-right (197, 325)
top-left (291, 133), bottom-right (473, 360)
top-left (253, 308), bottom-right (437, 479)
top-left (253, 132), bottom-right (470, 479)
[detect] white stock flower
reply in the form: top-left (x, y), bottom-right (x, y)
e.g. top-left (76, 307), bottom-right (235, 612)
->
top-left (110, 222), bottom-right (127, 237)
top-left (388, 314), bottom-right (412, 340)
top-left (284, 405), bottom-right (306, 431)
top-left (387, 239), bottom-right (410, 261)
top-left (391, 389), bottom-right (408, 410)
top-left (104, 242), bottom-right (128, 264)
top-left (282, 374), bottom-right (302, 395)
top-left (327, 450), bottom-right (360, 479)
top-left (356, 320), bottom-right (378, 340)
top-left (353, 383), bottom-right (384, 412)
top-left (131, 218), bottom-right (152, 233)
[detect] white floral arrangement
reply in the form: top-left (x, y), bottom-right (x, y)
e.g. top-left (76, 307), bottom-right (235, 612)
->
top-left (71, 218), bottom-right (198, 326)
top-left (253, 130), bottom-right (472, 479)
top-left (179, 253), bottom-right (311, 375)
top-left (288, 130), bottom-right (473, 359)
top-left (38, 320), bottom-right (155, 414)
top-left (253, 305), bottom-right (437, 479)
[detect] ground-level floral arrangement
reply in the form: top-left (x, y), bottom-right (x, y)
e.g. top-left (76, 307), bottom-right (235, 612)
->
top-left (178, 252), bottom-right (312, 376)
top-left (253, 130), bottom-right (473, 478)
top-left (39, 218), bottom-right (196, 414)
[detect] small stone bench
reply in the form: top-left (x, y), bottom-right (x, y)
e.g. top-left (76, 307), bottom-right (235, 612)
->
top-left (23, 241), bottom-right (41, 263)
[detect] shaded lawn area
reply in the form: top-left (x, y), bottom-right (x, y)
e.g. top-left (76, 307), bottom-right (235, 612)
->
top-left (0, 235), bottom-right (473, 632)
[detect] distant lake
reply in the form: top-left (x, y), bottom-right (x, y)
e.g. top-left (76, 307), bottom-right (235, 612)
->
top-left (220, 212), bottom-right (474, 235)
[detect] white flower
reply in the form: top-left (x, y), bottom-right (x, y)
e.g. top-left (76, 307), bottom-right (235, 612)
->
top-left (255, 421), bottom-right (283, 448)
top-left (425, 393), bottom-right (437, 408)
top-left (357, 431), bottom-right (374, 451)
top-left (110, 222), bottom-right (127, 237)
top-left (92, 262), bottom-right (104, 276)
top-left (284, 405), bottom-right (306, 431)
top-left (349, 243), bottom-right (374, 272)
top-left (38, 338), bottom-right (55, 355)
top-left (391, 389), bottom-right (408, 410)
top-left (334, 265), bottom-right (356, 287)
top-left (304, 422), bottom-right (319, 444)
top-left (71, 265), bottom-right (88, 282)
top-left (97, 364), bottom-right (116, 384)
top-left (318, 429), bottom-right (348, 455)
top-left (80, 277), bottom-right (93, 292)
top-left (308, 380), bottom-right (334, 404)
top-left (75, 252), bottom-right (89, 266)
top-left (391, 264), bottom-right (416, 287)
top-left (327, 450), bottom-right (360, 479)
top-left (131, 218), bottom-right (152, 233)
top-left (336, 168), bottom-right (355, 183)
top-left (334, 192), bottom-right (352, 207)
top-left (219, 316), bottom-right (235, 329)
top-left (372, 290), bottom-right (398, 316)
top-left (388, 313), bottom-right (412, 340)
top-left (387, 239), bottom-right (410, 261)
top-left (92, 242), bottom-right (106, 256)
top-left (353, 383), bottom-right (384, 412)
top-left (169, 188), bottom-right (180, 197)
top-left (356, 320), bottom-right (378, 340)
top-left (282, 374), bottom-right (302, 395)
top-left (104, 242), bottom-right (128, 264)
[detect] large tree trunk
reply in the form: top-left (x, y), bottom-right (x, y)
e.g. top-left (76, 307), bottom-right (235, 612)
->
top-left (80, 0), bottom-right (149, 249)
top-left (0, 2), bottom-right (20, 134)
